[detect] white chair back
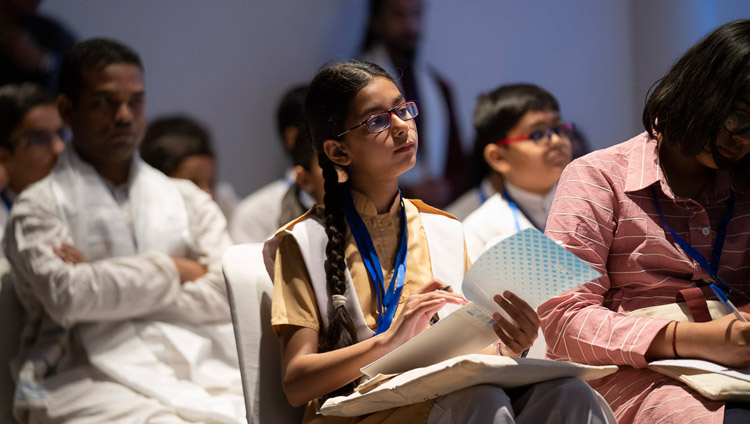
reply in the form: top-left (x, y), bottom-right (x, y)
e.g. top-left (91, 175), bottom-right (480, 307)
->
top-left (223, 243), bottom-right (305, 424)
top-left (0, 258), bottom-right (21, 423)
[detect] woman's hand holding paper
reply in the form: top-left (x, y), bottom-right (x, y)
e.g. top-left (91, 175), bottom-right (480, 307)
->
top-left (492, 291), bottom-right (540, 357)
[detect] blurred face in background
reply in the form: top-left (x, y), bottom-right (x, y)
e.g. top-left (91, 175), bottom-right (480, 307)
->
top-left (370, 0), bottom-right (423, 57)
top-left (171, 154), bottom-right (217, 198)
top-left (1, 103), bottom-right (66, 193)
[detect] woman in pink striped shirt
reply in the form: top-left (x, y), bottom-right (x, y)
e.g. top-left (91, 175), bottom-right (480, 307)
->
top-left (539, 20), bottom-right (750, 424)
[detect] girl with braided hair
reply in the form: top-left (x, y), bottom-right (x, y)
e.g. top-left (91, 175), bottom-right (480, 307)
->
top-left (263, 60), bottom-right (613, 424)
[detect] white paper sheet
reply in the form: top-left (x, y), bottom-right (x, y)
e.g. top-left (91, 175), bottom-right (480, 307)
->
top-left (361, 228), bottom-right (601, 377)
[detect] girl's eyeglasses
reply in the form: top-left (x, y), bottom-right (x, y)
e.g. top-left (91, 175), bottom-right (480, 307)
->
top-left (725, 109), bottom-right (750, 138)
top-left (337, 101), bottom-right (418, 138)
top-left (495, 122), bottom-right (575, 147)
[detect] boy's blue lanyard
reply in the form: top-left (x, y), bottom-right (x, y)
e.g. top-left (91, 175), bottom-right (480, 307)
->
top-left (341, 185), bottom-right (408, 334)
top-left (649, 185), bottom-right (735, 293)
top-left (501, 188), bottom-right (543, 233)
top-left (0, 190), bottom-right (12, 212)
top-left (477, 186), bottom-right (488, 205)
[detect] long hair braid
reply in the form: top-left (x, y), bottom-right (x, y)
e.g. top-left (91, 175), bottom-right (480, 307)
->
top-left (304, 60), bottom-right (393, 395)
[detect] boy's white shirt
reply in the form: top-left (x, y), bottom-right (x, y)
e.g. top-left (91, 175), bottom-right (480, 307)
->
top-left (445, 177), bottom-right (497, 221)
top-left (462, 182), bottom-right (556, 262)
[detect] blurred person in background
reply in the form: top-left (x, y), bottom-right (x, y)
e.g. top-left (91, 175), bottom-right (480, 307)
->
top-left (361, 0), bottom-right (468, 208)
top-left (231, 84), bottom-right (308, 242)
top-left (140, 115), bottom-right (239, 222)
top-left (0, 0), bottom-right (76, 92)
top-left (0, 82), bottom-right (67, 257)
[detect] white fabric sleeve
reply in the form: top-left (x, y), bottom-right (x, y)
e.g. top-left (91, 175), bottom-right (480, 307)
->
top-left (4, 182), bottom-right (182, 328)
top-left (144, 180), bottom-right (234, 324)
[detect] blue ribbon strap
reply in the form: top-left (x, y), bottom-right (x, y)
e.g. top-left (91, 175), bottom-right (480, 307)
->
top-left (649, 186), bottom-right (734, 293)
top-left (341, 184), bottom-right (408, 334)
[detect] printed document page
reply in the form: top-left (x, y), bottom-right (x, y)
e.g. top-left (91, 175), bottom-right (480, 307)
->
top-left (361, 228), bottom-right (601, 377)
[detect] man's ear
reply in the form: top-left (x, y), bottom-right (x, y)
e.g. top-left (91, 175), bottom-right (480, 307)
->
top-left (323, 139), bottom-right (351, 168)
top-left (484, 143), bottom-right (511, 175)
top-left (57, 94), bottom-right (74, 126)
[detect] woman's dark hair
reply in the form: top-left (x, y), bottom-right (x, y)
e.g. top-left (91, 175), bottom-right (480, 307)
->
top-left (470, 83), bottom-right (559, 187)
top-left (0, 83), bottom-right (56, 151)
top-left (643, 19), bottom-right (750, 174)
top-left (304, 60), bottom-right (393, 392)
top-left (140, 115), bottom-right (214, 176)
top-left (59, 37), bottom-right (143, 104)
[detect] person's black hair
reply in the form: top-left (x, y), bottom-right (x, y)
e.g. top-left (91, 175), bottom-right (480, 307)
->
top-left (470, 83), bottom-right (559, 186)
top-left (58, 37), bottom-right (143, 104)
top-left (276, 85), bottom-right (308, 138)
top-left (140, 115), bottom-right (214, 176)
top-left (643, 19), bottom-right (750, 175)
top-left (304, 59), bottom-right (393, 395)
top-left (291, 124), bottom-right (315, 171)
top-left (0, 83), bottom-right (56, 151)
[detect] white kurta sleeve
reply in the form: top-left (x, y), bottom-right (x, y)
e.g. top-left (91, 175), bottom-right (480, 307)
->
top-left (143, 180), bottom-right (234, 324)
top-left (4, 181), bottom-right (182, 328)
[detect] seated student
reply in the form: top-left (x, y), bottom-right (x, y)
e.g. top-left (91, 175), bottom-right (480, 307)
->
top-left (6, 38), bottom-right (244, 423)
top-left (139, 115), bottom-right (238, 221)
top-left (444, 149), bottom-right (502, 221)
top-left (538, 20), bottom-right (750, 424)
top-left (0, 83), bottom-right (67, 256)
top-left (231, 85), bottom-right (308, 243)
top-left (462, 84), bottom-right (572, 260)
top-left (264, 60), bottom-right (613, 424)
top-left (278, 125), bottom-right (325, 226)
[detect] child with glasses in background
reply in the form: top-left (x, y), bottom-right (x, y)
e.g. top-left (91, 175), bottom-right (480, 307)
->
top-left (0, 83), bottom-right (67, 257)
top-left (263, 60), bottom-right (613, 424)
top-left (539, 20), bottom-right (750, 424)
top-left (462, 84), bottom-right (572, 262)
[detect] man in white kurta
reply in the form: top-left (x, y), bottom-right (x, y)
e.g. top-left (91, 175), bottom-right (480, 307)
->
top-left (6, 38), bottom-right (244, 424)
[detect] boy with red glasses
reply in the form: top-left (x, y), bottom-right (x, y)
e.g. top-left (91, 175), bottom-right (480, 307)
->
top-left (462, 84), bottom-right (573, 261)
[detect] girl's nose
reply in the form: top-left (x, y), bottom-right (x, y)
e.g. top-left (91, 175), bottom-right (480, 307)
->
top-left (390, 112), bottom-right (409, 136)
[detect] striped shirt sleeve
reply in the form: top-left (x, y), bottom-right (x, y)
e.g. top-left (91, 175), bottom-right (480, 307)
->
top-left (540, 159), bottom-right (671, 368)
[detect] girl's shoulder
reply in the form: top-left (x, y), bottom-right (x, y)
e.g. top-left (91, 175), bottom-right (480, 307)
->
top-left (406, 198), bottom-right (459, 221)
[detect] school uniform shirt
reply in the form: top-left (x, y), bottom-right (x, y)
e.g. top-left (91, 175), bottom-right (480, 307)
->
top-left (230, 169), bottom-right (295, 243)
top-left (271, 190), bottom-right (470, 424)
top-left (538, 132), bottom-right (750, 424)
top-left (445, 177), bottom-right (496, 221)
top-left (462, 182), bottom-right (554, 261)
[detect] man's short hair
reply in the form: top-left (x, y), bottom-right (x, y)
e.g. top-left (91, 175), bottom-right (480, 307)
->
top-left (58, 37), bottom-right (143, 103)
top-left (0, 83), bottom-right (56, 151)
top-left (471, 84), bottom-right (559, 183)
top-left (140, 115), bottom-right (214, 176)
top-left (276, 85), bottom-right (307, 137)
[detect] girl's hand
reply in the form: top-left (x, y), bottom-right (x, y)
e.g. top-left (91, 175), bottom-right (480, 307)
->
top-left (381, 280), bottom-right (467, 350)
top-left (678, 313), bottom-right (750, 368)
top-left (492, 291), bottom-right (540, 357)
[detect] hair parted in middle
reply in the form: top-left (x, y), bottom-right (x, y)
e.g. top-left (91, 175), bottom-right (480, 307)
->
top-left (303, 60), bottom-right (393, 393)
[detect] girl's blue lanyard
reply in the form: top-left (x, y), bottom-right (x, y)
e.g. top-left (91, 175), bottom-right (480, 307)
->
top-left (501, 188), bottom-right (543, 233)
top-left (0, 190), bottom-right (12, 212)
top-left (649, 185), bottom-right (735, 293)
top-left (341, 184), bottom-right (408, 334)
